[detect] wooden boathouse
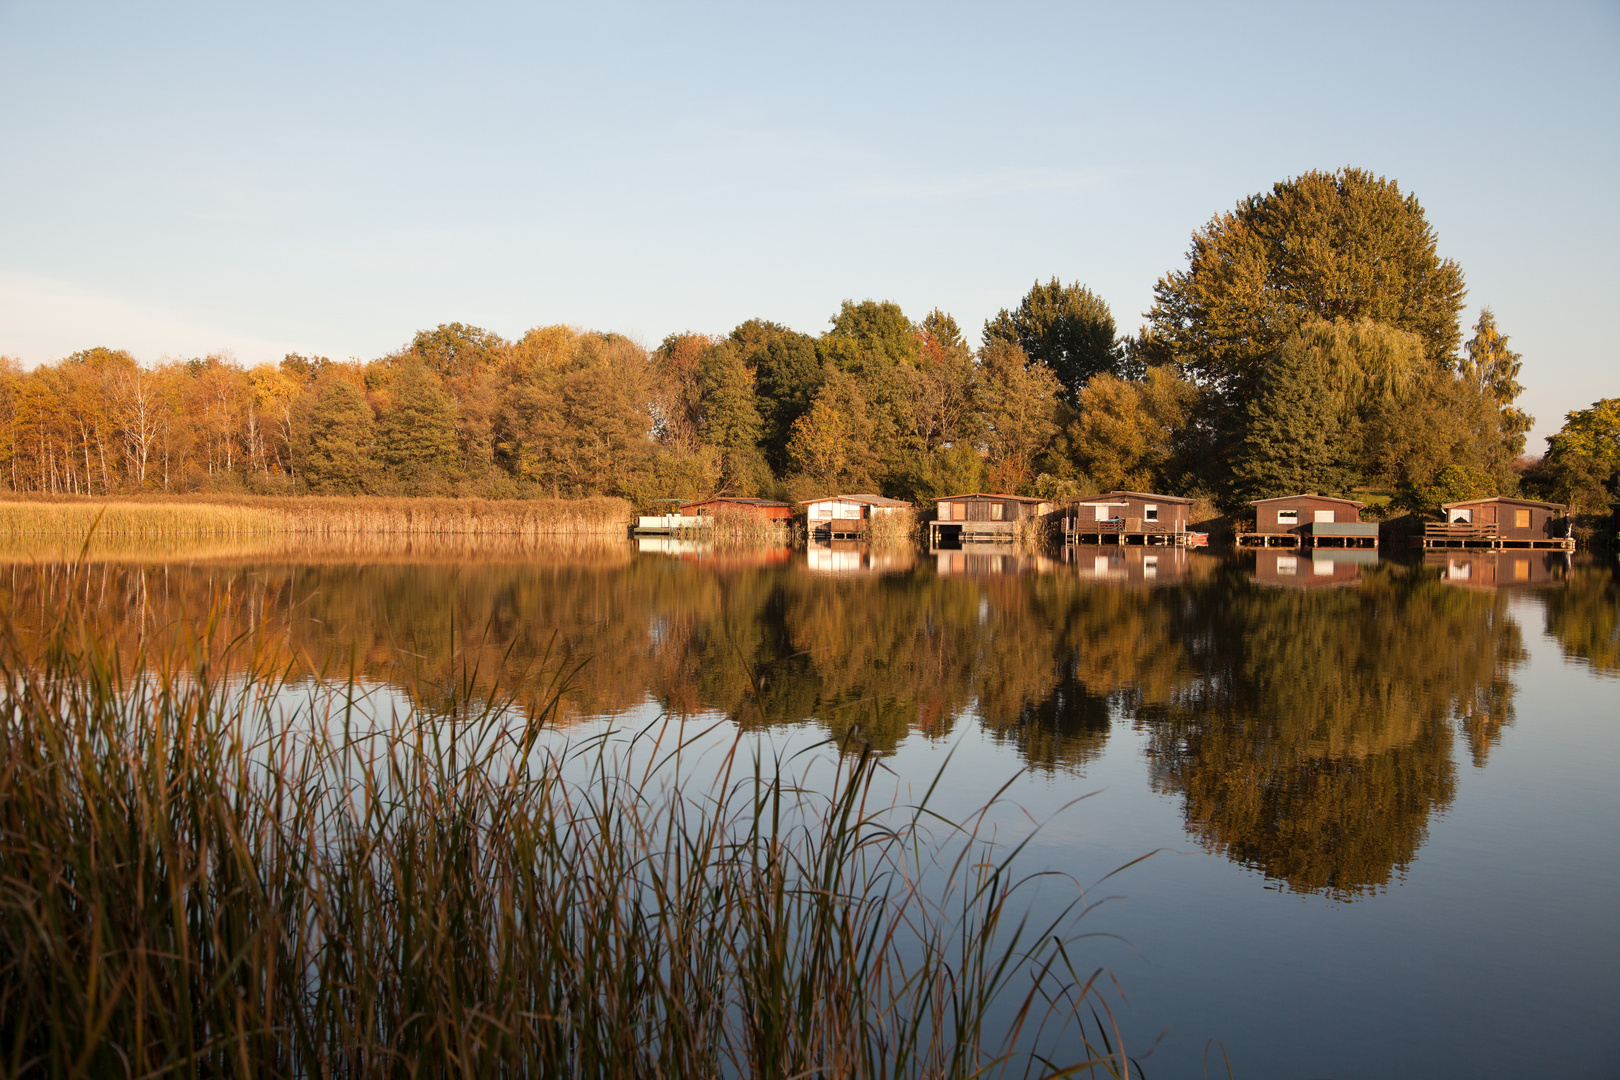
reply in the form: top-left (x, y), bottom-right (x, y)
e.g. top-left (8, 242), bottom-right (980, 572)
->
top-left (677, 497), bottom-right (794, 521)
top-left (1240, 494), bottom-right (1378, 549)
top-left (1063, 491), bottom-right (1195, 546)
top-left (634, 496), bottom-right (792, 534)
top-left (1422, 496), bottom-right (1573, 550)
top-left (929, 493), bottom-right (1054, 546)
top-left (802, 494), bottom-right (911, 539)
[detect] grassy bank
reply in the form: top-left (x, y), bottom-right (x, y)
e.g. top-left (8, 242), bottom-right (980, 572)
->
top-left (0, 605), bottom-right (1131, 1078)
top-left (0, 493), bottom-right (633, 540)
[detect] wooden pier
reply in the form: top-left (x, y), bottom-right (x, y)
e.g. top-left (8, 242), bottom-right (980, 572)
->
top-left (1420, 521), bottom-right (1575, 550)
top-left (1063, 520), bottom-right (1197, 546)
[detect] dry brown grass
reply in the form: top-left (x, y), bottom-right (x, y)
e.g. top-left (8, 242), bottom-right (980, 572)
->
top-left (0, 494), bottom-right (634, 541)
top-left (0, 531), bottom-right (635, 567)
top-left (866, 507), bottom-right (918, 545)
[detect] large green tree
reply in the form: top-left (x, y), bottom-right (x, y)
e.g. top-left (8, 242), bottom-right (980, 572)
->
top-left (409, 323), bottom-right (506, 380)
top-left (1064, 366), bottom-right (1197, 494)
top-left (698, 342), bottom-right (771, 494)
top-left (976, 341), bottom-right (1063, 494)
top-left (296, 375), bottom-right (375, 494)
top-left (1230, 349), bottom-right (1355, 501)
top-left (1147, 168), bottom-right (1467, 405)
top-left (375, 360), bottom-right (459, 491)
top-left (1462, 308), bottom-right (1533, 459)
top-left (1525, 398), bottom-right (1620, 515)
top-left (983, 278), bottom-right (1120, 404)
top-left (820, 300), bottom-right (920, 376)
top-left (731, 319), bottom-right (823, 473)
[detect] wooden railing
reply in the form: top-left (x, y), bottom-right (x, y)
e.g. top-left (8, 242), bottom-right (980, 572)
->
top-left (1425, 521), bottom-right (1498, 540)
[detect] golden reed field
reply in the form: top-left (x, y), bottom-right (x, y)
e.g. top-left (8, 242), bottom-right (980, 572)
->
top-left (0, 493), bottom-right (634, 547)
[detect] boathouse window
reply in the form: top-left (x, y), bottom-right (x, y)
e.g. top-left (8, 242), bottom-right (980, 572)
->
top-left (1314, 510), bottom-right (1335, 524)
top-left (990, 503), bottom-right (1004, 521)
top-left (1515, 509), bottom-right (1530, 528)
top-left (1145, 505), bottom-right (1158, 521)
top-left (1452, 508), bottom-right (1472, 524)
top-left (1277, 509), bottom-right (1299, 525)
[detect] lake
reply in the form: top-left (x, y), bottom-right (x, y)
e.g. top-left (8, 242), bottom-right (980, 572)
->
top-left (3, 539), bottom-right (1615, 1078)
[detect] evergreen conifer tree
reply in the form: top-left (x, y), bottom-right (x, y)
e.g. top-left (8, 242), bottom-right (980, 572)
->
top-left (376, 360), bottom-right (459, 489)
top-left (1462, 308), bottom-right (1533, 459)
top-left (1231, 355), bottom-right (1353, 501)
top-left (297, 377), bottom-right (375, 494)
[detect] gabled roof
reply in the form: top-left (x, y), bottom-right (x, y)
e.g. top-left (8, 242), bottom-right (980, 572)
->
top-left (680, 497), bottom-right (792, 508)
top-left (1076, 490), bottom-right (1195, 505)
top-left (1442, 496), bottom-right (1567, 511)
top-left (799, 493), bottom-right (911, 507)
top-left (1250, 493), bottom-right (1366, 508)
top-left (935, 492), bottom-right (1047, 503)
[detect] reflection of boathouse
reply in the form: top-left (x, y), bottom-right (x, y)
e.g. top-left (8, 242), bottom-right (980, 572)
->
top-left (803, 494), bottom-right (911, 540)
top-left (1422, 496), bottom-right (1573, 550)
top-left (1250, 548), bottom-right (1376, 589)
top-left (929, 493), bottom-right (1053, 545)
top-left (1063, 491), bottom-right (1195, 545)
top-left (1241, 494), bottom-right (1378, 549)
top-left (932, 545), bottom-right (1057, 576)
top-left (805, 541), bottom-right (916, 575)
top-left (1066, 545), bottom-right (1194, 585)
top-left (1427, 550), bottom-right (1570, 588)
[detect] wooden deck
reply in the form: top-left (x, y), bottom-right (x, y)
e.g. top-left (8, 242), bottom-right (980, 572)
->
top-left (1063, 520), bottom-right (1194, 547)
top-left (1421, 522), bottom-right (1575, 550)
top-left (929, 520), bottom-right (1020, 545)
top-left (812, 517), bottom-right (868, 541)
top-left (1237, 532), bottom-right (1302, 548)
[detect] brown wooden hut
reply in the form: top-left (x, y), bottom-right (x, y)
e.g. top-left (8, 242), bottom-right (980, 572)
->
top-left (1424, 496), bottom-right (1572, 549)
top-left (1064, 491), bottom-right (1194, 545)
top-left (929, 493), bottom-right (1054, 545)
top-left (802, 494), bottom-right (911, 539)
top-left (676, 497), bottom-right (794, 521)
top-left (1243, 494), bottom-right (1377, 548)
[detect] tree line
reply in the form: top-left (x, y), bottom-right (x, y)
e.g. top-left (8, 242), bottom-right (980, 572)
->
top-left (2, 167), bottom-right (1610, 515)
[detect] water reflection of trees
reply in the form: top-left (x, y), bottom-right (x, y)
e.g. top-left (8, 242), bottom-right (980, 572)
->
top-left (1, 548), bottom-right (1574, 898)
top-left (1542, 561), bottom-right (1619, 675)
top-left (1142, 565), bottom-right (1525, 898)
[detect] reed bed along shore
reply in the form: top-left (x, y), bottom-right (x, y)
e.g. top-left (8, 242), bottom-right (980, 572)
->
top-left (0, 530), bottom-right (635, 567)
top-left (0, 603), bottom-right (1134, 1079)
top-left (868, 508), bottom-right (920, 546)
top-left (0, 493), bottom-right (633, 540)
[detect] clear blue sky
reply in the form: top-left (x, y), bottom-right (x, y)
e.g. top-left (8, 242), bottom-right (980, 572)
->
top-left (2, 0), bottom-right (1615, 447)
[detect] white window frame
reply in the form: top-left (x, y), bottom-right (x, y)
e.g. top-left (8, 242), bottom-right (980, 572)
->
top-left (1277, 509), bottom-right (1300, 525)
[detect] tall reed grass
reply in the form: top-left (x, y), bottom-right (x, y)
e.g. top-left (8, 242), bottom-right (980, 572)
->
top-left (0, 591), bottom-right (1135, 1078)
top-left (867, 508), bottom-right (919, 546)
top-left (0, 494), bottom-right (633, 541)
top-left (687, 507), bottom-right (794, 548)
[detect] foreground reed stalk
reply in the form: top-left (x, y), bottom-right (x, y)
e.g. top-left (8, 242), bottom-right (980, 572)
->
top-left (0, 603), bottom-right (1131, 1078)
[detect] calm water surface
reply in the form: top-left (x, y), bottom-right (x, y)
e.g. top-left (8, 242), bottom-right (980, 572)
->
top-left (5, 541), bottom-right (1616, 1078)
